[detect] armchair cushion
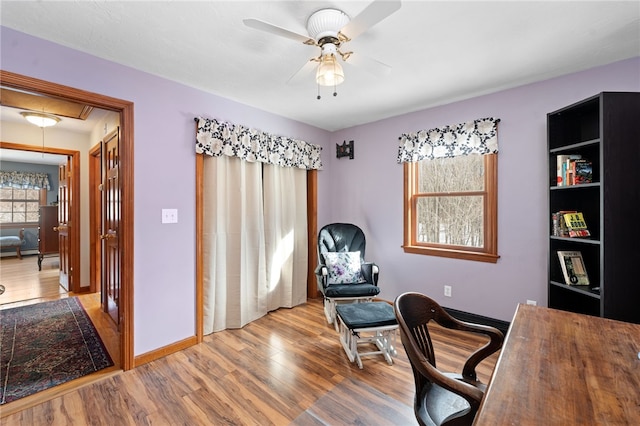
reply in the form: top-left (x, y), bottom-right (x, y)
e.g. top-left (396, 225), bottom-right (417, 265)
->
top-left (322, 251), bottom-right (366, 284)
top-left (321, 283), bottom-right (381, 298)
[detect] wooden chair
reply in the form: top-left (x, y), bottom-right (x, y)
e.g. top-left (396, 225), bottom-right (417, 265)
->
top-left (394, 292), bottom-right (504, 426)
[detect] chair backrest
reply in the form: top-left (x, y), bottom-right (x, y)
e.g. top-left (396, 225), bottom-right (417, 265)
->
top-left (394, 292), bottom-right (442, 372)
top-left (317, 223), bottom-right (366, 265)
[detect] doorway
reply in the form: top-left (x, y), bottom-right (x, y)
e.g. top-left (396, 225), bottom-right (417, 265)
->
top-left (0, 70), bottom-right (134, 370)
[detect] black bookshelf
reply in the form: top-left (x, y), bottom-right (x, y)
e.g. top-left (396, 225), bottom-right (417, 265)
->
top-left (547, 92), bottom-right (640, 324)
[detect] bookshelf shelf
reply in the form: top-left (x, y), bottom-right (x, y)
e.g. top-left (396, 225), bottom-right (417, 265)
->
top-left (549, 281), bottom-right (600, 299)
top-left (549, 236), bottom-right (600, 245)
top-left (550, 182), bottom-right (600, 191)
top-left (549, 138), bottom-right (600, 153)
top-left (547, 92), bottom-right (640, 324)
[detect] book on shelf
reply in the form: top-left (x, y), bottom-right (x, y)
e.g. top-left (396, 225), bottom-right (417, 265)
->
top-left (556, 155), bottom-right (594, 186)
top-left (573, 159), bottom-right (593, 184)
top-left (563, 211), bottom-right (591, 237)
top-left (557, 251), bottom-right (590, 286)
top-left (556, 154), bottom-right (581, 186)
top-left (551, 210), bottom-right (576, 237)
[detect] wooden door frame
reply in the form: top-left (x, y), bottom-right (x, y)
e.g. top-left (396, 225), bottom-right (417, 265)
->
top-left (0, 70), bottom-right (135, 370)
top-left (0, 142), bottom-right (79, 288)
top-left (89, 142), bottom-right (101, 294)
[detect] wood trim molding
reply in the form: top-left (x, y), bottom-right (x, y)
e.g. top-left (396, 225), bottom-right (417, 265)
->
top-left (1, 70), bottom-right (136, 371)
top-left (134, 336), bottom-right (199, 367)
top-left (88, 142), bottom-right (101, 294)
top-left (195, 151), bottom-right (204, 342)
top-left (307, 169), bottom-right (319, 298)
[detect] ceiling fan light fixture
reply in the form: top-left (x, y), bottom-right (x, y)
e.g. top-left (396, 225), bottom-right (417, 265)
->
top-left (316, 54), bottom-right (345, 87)
top-left (306, 8), bottom-right (350, 41)
top-left (20, 111), bottom-right (61, 127)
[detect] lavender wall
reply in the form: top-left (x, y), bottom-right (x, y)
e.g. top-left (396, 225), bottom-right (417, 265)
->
top-left (1, 27), bottom-right (329, 356)
top-left (324, 57), bottom-right (640, 321)
top-left (3, 25), bottom-right (638, 357)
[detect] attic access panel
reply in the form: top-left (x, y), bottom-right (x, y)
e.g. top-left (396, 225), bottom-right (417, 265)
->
top-left (0, 87), bottom-right (93, 120)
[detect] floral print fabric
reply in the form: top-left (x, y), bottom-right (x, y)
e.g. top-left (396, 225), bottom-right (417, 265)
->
top-left (397, 117), bottom-right (499, 163)
top-left (0, 171), bottom-right (50, 190)
top-left (322, 251), bottom-right (365, 285)
top-left (195, 117), bottom-right (323, 170)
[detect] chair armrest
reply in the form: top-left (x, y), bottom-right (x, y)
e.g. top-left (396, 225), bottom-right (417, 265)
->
top-left (400, 331), bottom-right (485, 407)
top-left (314, 265), bottom-right (328, 288)
top-left (433, 309), bottom-right (504, 382)
top-left (460, 323), bottom-right (503, 381)
top-left (361, 262), bottom-right (379, 285)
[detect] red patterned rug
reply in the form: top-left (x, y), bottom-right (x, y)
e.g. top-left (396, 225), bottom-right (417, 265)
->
top-left (0, 297), bottom-right (113, 404)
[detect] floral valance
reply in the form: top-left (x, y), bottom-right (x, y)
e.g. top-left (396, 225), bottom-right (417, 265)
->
top-left (195, 117), bottom-right (323, 170)
top-left (397, 117), bottom-right (500, 163)
top-left (0, 170), bottom-right (51, 190)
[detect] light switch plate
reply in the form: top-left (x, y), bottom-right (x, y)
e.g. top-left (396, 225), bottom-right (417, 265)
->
top-left (162, 209), bottom-right (178, 224)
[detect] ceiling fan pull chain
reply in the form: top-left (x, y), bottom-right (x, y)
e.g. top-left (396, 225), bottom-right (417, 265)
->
top-left (333, 60), bottom-right (338, 97)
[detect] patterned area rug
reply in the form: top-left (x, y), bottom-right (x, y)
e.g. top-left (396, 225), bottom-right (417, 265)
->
top-left (0, 297), bottom-right (113, 404)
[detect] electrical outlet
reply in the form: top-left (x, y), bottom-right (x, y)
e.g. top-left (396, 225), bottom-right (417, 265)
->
top-left (526, 300), bottom-right (537, 306)
top-left (161, 208), bottom-right (178, 224)
top-left (444, 285), bottom-right (452, 297)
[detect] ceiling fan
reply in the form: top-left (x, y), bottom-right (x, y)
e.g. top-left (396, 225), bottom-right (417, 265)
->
top-left (243, 0), bottom-right (401, 98)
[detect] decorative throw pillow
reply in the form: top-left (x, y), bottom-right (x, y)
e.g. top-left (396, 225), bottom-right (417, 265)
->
top-left (323, 251), bottom-right (365, 284)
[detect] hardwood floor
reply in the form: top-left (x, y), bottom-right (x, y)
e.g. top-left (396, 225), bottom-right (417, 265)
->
top-left (1, 266), bottom-right (500, 426)
top-left (0, 255), bottom-right (66, 307)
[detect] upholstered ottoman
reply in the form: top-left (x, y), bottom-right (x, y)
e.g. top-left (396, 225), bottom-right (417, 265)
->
top-left (335, 301), bottom-right (398, 369)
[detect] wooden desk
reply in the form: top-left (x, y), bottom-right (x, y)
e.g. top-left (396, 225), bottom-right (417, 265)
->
top-left (474, 304), bottom-right (640, 425)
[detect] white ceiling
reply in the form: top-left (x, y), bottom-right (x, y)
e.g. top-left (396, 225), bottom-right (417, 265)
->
top-left (1, 1), bottom-right (639, 132)
top-left (0, 148), bottom-right (68, 166)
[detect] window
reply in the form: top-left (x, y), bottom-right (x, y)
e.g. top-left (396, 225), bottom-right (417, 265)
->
top-left (398, 117), bottom-right (500, 263)
top-left (0, 188), bottom-right (44, 224)
top-left (403, 154), bottom-right (498, 262)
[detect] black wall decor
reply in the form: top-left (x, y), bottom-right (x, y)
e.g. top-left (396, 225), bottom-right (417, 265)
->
top-left (336, 140), bottom-right (354, 159)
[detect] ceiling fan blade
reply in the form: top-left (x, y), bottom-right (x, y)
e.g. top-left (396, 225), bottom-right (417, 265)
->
top-left (345, 52), bottom-right (392, 77)
top-left (340, 0), bottom-right (401, 40)
top-left (286, 58), bottom-right (319, 85)
top-left (243, 18), bottom-right (315, 45)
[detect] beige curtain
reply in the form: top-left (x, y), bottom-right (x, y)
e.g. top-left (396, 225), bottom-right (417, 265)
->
top-left (202, 156), bottom-right (308, 334)
top-left (263, 163), bottom-right (308, 311)
top-left (197, 116), bottom-right (317, 334)
top-left (202, 155), bottom-right (267, 333)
